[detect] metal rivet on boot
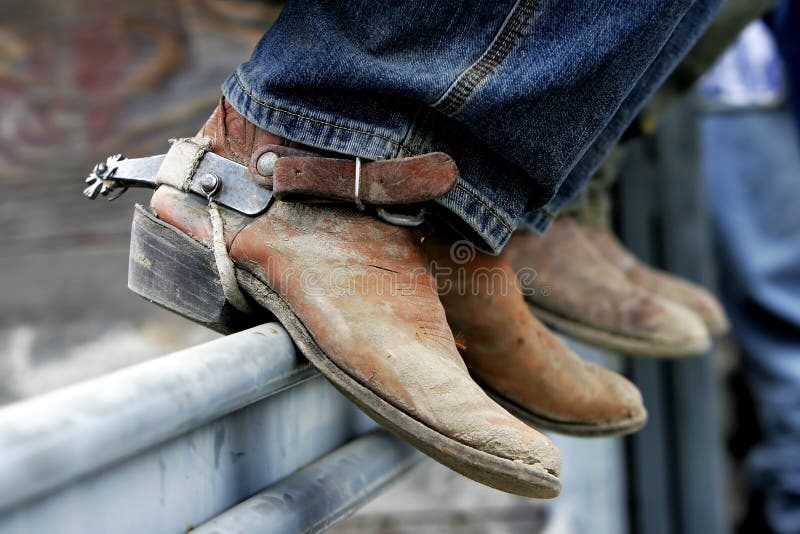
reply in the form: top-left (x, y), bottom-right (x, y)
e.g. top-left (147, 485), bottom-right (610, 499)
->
top-left (256, 151), bottom-right (278, 177)
top-left (198, 173), bottom-right (221, 198)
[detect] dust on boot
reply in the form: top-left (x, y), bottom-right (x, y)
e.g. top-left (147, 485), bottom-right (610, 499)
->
top-left (424, 236), bottom-right (647, 437)
top-left (567, 159), bottom-right (729, 338)
top-left (505, 218), bottom-right (711, 357)
top-left (582, 224), bottom-right (729, 337)
top-left (84, 98), bottom-right (562, 498)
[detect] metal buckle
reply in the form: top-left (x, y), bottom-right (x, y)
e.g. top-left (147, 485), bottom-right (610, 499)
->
top-left (376, 207), bottom-right (425, 227)
top-left (353, 157), bottom-right (365, 211)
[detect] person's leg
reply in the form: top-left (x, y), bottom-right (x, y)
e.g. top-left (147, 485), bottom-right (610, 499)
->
top-left (524, 0), bottom-right (722, 232)
top-left (510, 0), bottom-right (777, 346)
top-left (702, 106), bottom-right (800, 534)
top-left (526, 0), bottom-right (776, 234)
top-left (499, 1), bottom-right (724, 357)
top-left (224, 0), bottom-right (721, 252)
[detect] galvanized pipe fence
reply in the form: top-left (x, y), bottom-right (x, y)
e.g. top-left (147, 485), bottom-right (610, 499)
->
top-left (0, 323), bottom-right (420, 533)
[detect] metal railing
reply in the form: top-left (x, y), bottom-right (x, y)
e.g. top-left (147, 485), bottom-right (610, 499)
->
top-left (0, 323), bottom-right (420, 533)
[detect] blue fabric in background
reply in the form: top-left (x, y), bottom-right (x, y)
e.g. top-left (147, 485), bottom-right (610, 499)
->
top-left (702, 7), bottom-right (800, 532)
top-left (696, 20), bottom-right (785, 109)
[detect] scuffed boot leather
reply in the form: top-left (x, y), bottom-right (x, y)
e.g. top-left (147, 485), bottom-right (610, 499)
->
top-left (423, 237), bottom-right (647, 437)
top-left (582, 224), bottom-right (729, 337)
top-left (505, 218), bottom-right (711, 357)
top-left (148, 98), bottom-right (562, 497)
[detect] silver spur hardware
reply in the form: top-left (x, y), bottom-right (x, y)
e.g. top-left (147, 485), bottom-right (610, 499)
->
top-left (83, 146), bottom-right (273, 216)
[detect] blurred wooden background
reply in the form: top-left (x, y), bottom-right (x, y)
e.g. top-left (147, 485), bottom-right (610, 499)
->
top-left (0, 0), bottom-right (280, 326)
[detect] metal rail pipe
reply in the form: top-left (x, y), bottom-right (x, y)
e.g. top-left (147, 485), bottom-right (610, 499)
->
top-left (195, 430), bottom-right (420, 534)
top-left (0, 323), bottom-right (315, 513)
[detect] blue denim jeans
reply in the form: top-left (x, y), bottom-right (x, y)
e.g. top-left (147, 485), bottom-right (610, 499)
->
top-left (224, 0), bottom-right (721, 253)
top-left (703, 107), bottom-right (800, 534)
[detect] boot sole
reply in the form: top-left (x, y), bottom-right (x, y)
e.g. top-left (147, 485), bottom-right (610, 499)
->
top-left (484, 385), bottom-right (647, 438)
top-left (129, 205), bottom-right (561, 498)
top-left (527, 303), bottom-right (710, 358)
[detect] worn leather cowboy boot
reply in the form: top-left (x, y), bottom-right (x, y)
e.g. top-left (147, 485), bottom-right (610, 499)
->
top-left (564, 169), bottom-right (729, 339)
top-left (581, 224), bottom-right (729, 337)
top-left (505, 218), bottom-right (711, 357)
top-left (423, 237), bottom-right (647, 436)
top-left (86, 98), bottom-right (561, 498)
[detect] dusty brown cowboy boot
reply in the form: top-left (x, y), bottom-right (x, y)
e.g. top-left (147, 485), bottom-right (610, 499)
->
top-left (98, 98), bottom-right (561, 497)
top-left (505, 218), bottom-right (711, 357)
top-left (581, 224), bottom-right (729, 337)
top-left (423, 237), bottom-right (647, 437)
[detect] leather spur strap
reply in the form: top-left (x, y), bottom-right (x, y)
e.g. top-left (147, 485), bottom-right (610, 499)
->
top-left (83, 138), bottom-right (458, 216)
top-left (272, 152), bottom-right (458, 206)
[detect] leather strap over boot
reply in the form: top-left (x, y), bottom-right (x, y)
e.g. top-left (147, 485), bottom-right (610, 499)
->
top-left (272, 152), bottom-right (457, 205)
top-left (84, 138), bottom-right (458, 217)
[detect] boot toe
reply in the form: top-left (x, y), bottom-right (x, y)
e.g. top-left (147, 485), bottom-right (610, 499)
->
top-left (654, 298), bottom-right (712, 353)
top-left (626, 294), bottom-right (712, 355)
top-left (702, 300), bottom-right (730, 337)
top-left (454, 396), bottom-right (562, 477)
top-left (524, 428), bottom-right (561, 476)
top-left (605, 368), bottom-right (647, 424)
top-left (680, 285), bottom-right (729, 337)
top-left (508, 426), bottom-right (561, 477)
top-left (571, 361), bottom-right (647, 429)
top-left (631, 268), bottom-right (729, 337)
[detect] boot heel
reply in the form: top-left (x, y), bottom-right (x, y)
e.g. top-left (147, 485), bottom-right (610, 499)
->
top-left (128, 204), bottom-right (261, 334)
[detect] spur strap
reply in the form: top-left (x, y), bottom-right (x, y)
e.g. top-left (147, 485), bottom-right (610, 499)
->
top-left (273, 152), bottom-right (457, 205)
top-left (84, 138), bottom-right (458, 216)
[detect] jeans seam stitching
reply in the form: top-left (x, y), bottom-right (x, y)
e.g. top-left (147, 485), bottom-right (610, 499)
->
top-left (438, 1), bottom-right (533, 115)
top-left (455, 183), bottom-right (514, 233)
top-left (433, 0), bottom-right (538, 117)
top-left (232, 72), bottom-right (415, 156)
